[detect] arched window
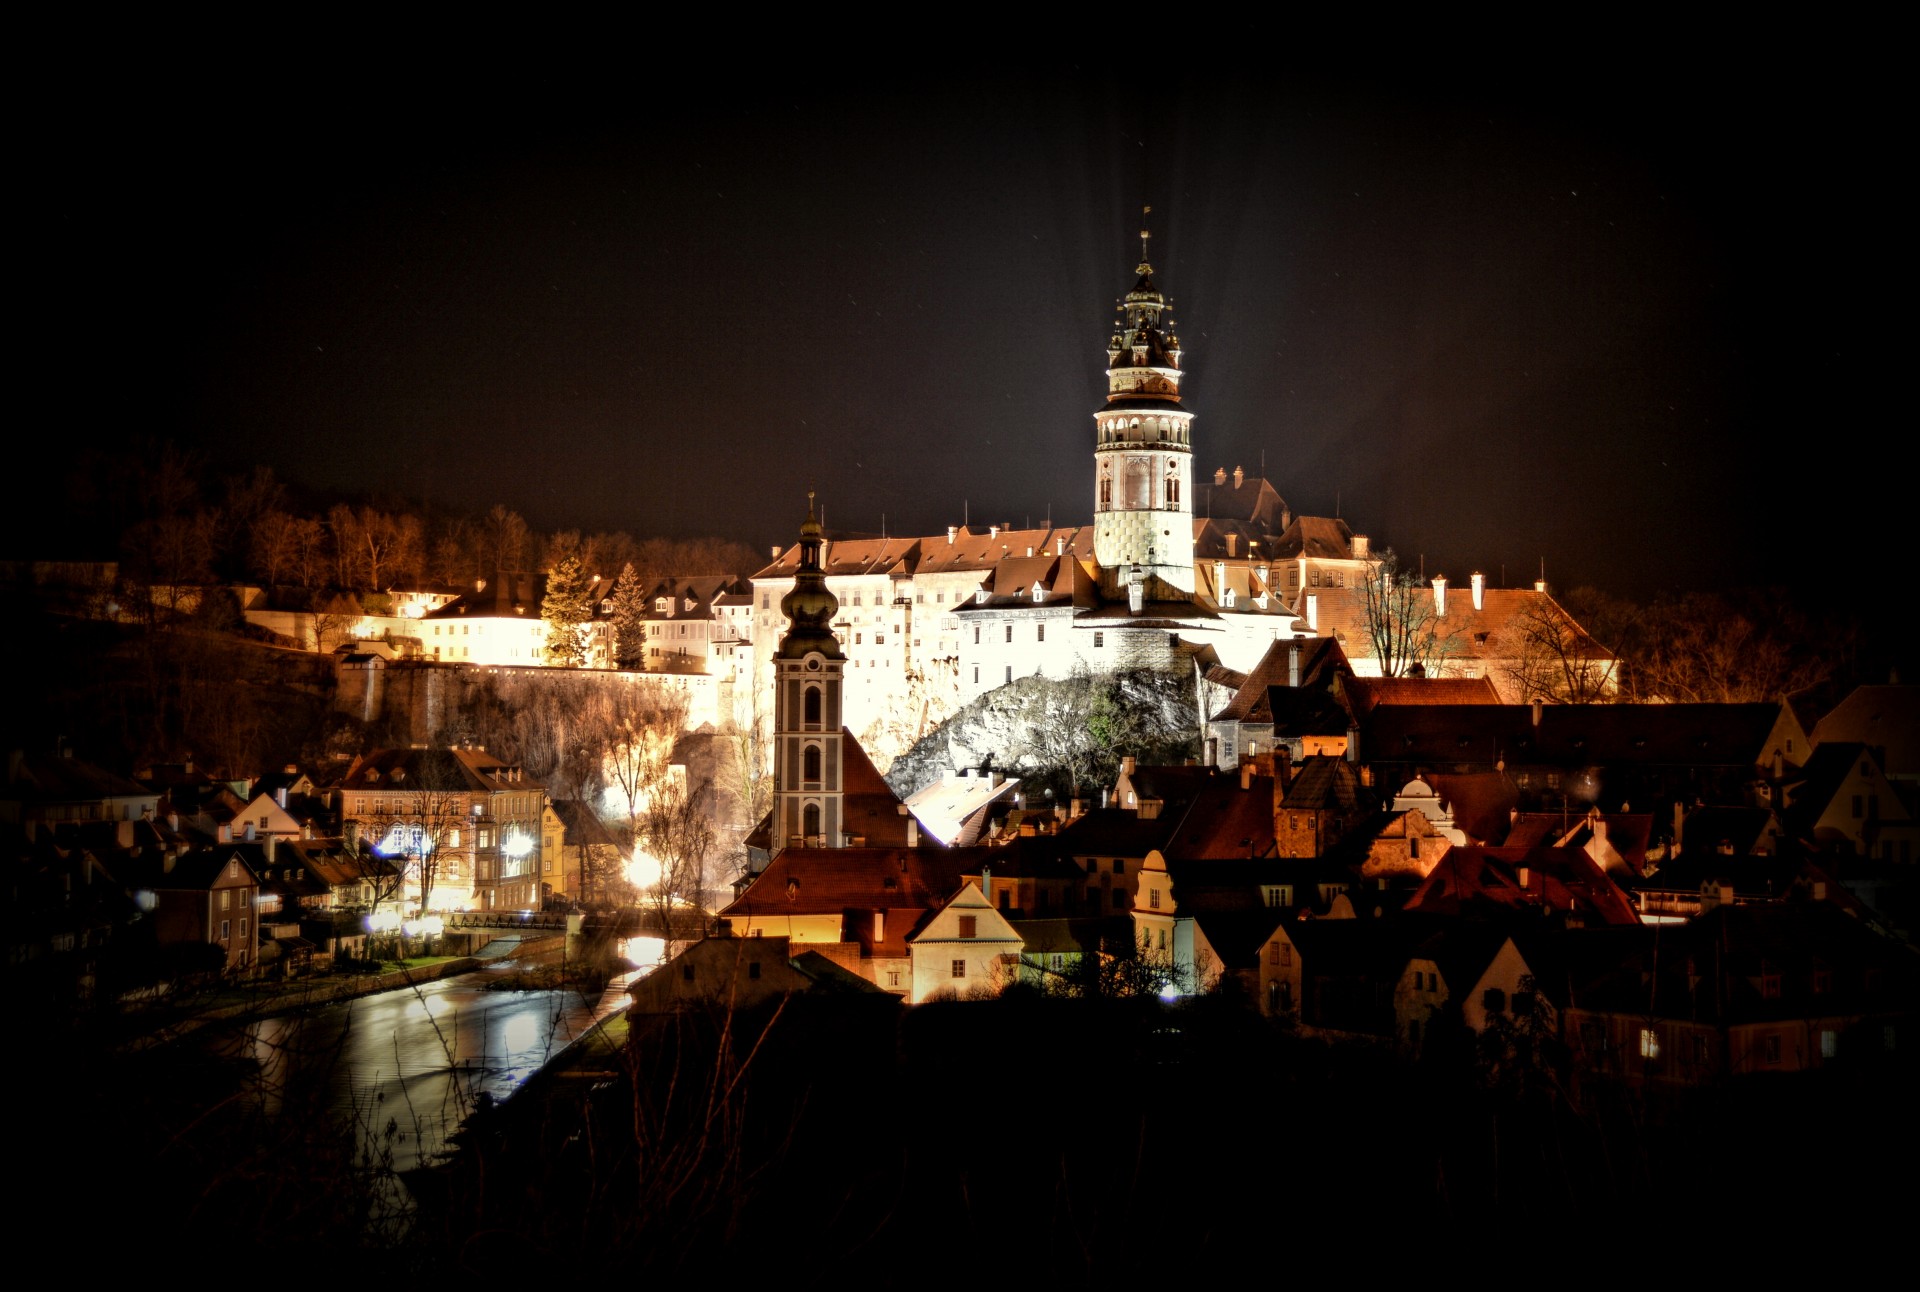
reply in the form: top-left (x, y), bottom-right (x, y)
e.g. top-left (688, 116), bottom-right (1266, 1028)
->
top-left (1099, 467), bottom-right (1113, 509)
top-left (803, 745), bottom-right (821, 782)
top-left (1166, 462), bottom-right (1181, 507)
top-left (1125, 460), bottom-right (1151, 509)
top-left (803, 686), bottom-right (822, 726)
top-left (803, 803), bottom-right (821, 841)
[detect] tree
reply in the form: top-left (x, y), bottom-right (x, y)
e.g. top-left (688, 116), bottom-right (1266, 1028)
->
top-left (1496, 594), bottom-right (1618, 703)
top-left (542, 553), bottom-right (593, 667)
top-left (1627, 590), bottom-right (1838, 703)
top-left (1358, 548), bottom-right (1460, 679)
top-left (609, 562), bottom-right (650, 670)
top-left (638, 768), bottom-right (717, 940)
top-left (1034, 931), bottom-right (1196, 1001)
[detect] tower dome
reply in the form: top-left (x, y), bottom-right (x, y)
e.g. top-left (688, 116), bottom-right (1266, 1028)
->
top-left (1092, 213), bottom-right (1195, 598)
top-left (777, 493), bottom-right (843, 660)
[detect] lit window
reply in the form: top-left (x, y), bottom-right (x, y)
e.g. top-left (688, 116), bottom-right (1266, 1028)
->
top-left (1820, 1030), bottom-right (1837, 1059)
top-left (1640, 1028), bottom-right (1660, 1060)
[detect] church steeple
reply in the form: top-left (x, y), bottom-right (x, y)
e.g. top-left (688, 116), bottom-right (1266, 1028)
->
top-left (771, 494), bottom-right (846, 854)
top-left (1093, 209), bottom-right (1195, 598)
top-left (777, 492), bottom-right (842, 661)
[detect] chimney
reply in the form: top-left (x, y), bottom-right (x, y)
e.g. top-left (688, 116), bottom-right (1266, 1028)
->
top-left (1517, 865), bottom-right (1531, 890)
top-left (906, 816), bottom-right (919, 848)
top-left (1289, 643), bottom-right (1301, 688)
top-left (947, 526), bottom-right (958, 544)
top-left (1306, 594), bottom-right (1319, 632)
top-left (276, 786), bottom-right (288, 809)
top-left (1240, 762), bottom-right (1254, 791)
top-left (990, 525), bottom-right (1000, 539)
top-left (1471, 572), bottom-right (1485, 612)
top-left (1233, 465), bottom-right (1244, 487)
top-left (265, 835), bottom-right (277, 863)
top-left (1534, 577), bottom-right (1548, 594)
top-left (771, 545), bottom-right (781, 560)
top-left (1353, 534), bottom-right (1369, 559)
top-left (1531, 697), bottom-right (1544, 727)
top-left (873, 909), bottom-right (886, 944)
top-left (244, 822), bottom-right (256, 841)
top-left (1121, 755), bottom-right (1137, 776)
top-left (218, 823), bottom-right (231, 843)
top-left (1226, 533), bottom-right (1238, 557)
top-left (1432, 575), bottom-right (1448, 617)
top-left (1346, 723), bottom-right (1360, 762)
top-left (1214, 467), bottom-right (1227, 486)
top-left (1214, 560), bottom-right (1227, 593)
top-left (1056, 534), bottom-right (1066, 556)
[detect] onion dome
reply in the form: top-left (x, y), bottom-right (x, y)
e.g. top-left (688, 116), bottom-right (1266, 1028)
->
top-left (777, 493), bottom-right (843, 659)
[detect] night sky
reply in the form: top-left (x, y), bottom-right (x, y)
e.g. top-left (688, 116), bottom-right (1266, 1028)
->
top-left (30, 34), bottom-right (1897, 604)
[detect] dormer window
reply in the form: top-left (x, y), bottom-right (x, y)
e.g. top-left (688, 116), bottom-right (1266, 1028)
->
top-left (655, 597), bottom-right (669, 613)
top-left (1032, 583), bottom-right (1045, 604)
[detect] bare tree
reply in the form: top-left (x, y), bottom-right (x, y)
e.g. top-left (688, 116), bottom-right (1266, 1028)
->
top-left (638, 768), bottom-right (716, 939)
top-left (1496, 595), bottom-right (1618, 703)
top-left (1359, 549), bottom-right (1460, 679)
top-left (1631, 591), bottom-right (1837, 703)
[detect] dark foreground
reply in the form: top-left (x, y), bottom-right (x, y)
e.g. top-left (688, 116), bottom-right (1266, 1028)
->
top-left (22, 986), bottom-right (1914, 1279)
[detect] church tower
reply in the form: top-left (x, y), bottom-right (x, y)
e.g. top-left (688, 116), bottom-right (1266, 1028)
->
top-left (1093, 215), bottom-right (1195, 599)
top-left (771, 494), bottom-right (845, 854)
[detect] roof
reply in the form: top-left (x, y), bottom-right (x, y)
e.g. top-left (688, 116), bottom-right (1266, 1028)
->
top-left (1403, 845), bottom-right (1640, 925)
top-left (1362, 703), bottom-right (1786, 770)
top-left (1343, 674), bottom-right (1503, 717)
top-left (548, 800), bottom-right (625, 850)
top-left (1809, 685), bottom-right (1920, 776)
top-left (334, 746), bottom-right (545, 796)
top-left (1301, 585), bottom-right (1612, 672)
top-left (1268, 514), bottom-right (1358, 561)
top-left (423, 573), bottom-right (546, 622)
top-left (1212, 637), bottom-right (1345, 725)
top-left (1162, 773), bottom-right (1279, 859)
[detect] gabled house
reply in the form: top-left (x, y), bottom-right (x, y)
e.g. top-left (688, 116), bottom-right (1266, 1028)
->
top-left (907, 880), bottom-right (1023, 1002)
top-left (121, 847), bottom-right (262, 974)
top-left (1404, 846), bottom-right (1641, 926)
top-left (1781, 742), bottom-right (1919, 862)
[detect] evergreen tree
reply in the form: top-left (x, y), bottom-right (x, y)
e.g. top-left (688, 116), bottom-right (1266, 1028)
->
top-left (542, 554), bottom-right (592, 667)
top-left (609, 561), bottom-right (649, 671)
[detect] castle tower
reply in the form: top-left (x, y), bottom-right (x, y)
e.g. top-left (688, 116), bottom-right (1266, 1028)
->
top-left (1093, 215), bottom-right (1195, 598)
top-left (771, 494), bottom-right (845, 854)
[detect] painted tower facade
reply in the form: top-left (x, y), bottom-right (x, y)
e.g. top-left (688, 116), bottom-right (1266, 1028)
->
top-left (771, 496), bottom-right (846, 854)
top-left (1092, 225), bottom-right (1195, 598)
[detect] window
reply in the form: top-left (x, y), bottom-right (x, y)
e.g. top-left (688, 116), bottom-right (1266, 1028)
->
top-left (1148, 888), bottom-right (1161, 909)
top-left (239, 918), bottom-right (249, 939)
top-left (875, 633), bottom-right (884, 645)
top-left (1005, 624), bottom-right (1013, 643)
top-left (1764, 1034), bottom-right (1782, 1065)
top-left (1005, 666), bottom-right (1012, 684)
top-left (682, 964), bottom-right (694, 981)
top-left (1819, 1030), bottom-right (1837, 1059)
top-left (1094, 631), bottom-right (1104, 648)
top-left (951, 959), bottom-right (966, 979)
top-left (804, 687), bottom-right (822, 725)
top-left (748, 962), bottom-right (761, 980)
top-left (974, 626), bottom-right (981, 645)
top-left (958, 915), bottom-right (977, 938)
top-left (888, 970), bottom-right (901, 987)
top-left (1111, 860), bottom-right (1124, 874)
top-left (1693, 1034), bottom-right (1711, 1064)
top-left (220, 890), bottom-right (231, 910)
top-left (1483, 987), bottom-right (1506, 1014)
top-left (761, 593), bottom-right (769, 609)
top-left (803, 746), bottom-right (822, 782)
top-left (1036, 623), bottom-right (1045, 642)
top-left (220, 920), bottom-right (231, 942)
top-left (1640, 1028), bottom-right (1660, 1060)
top-left (1112, 890), bottom-right (1127, 908)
